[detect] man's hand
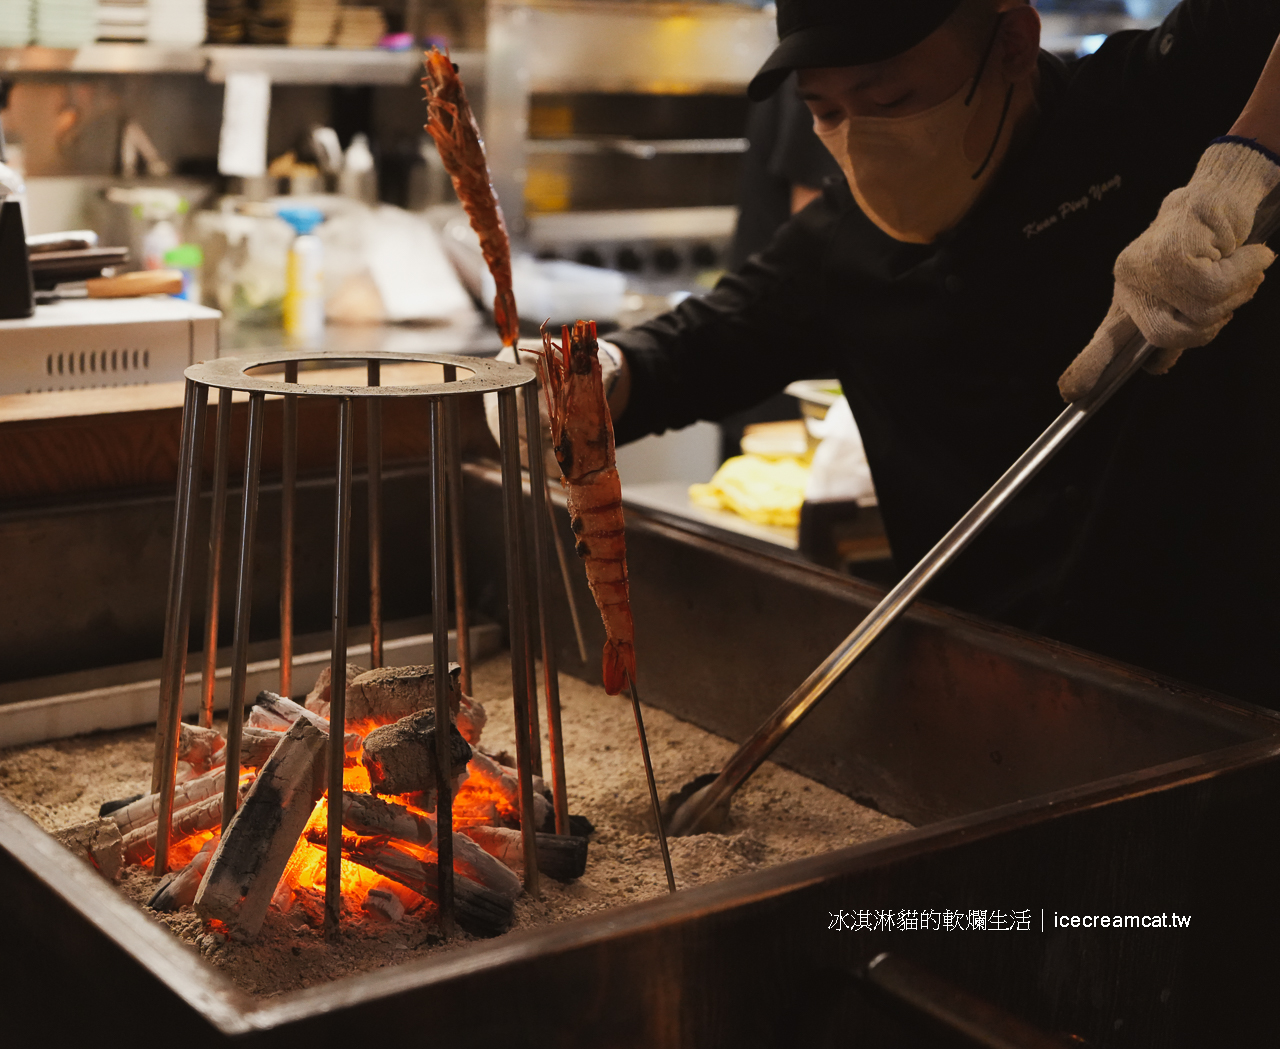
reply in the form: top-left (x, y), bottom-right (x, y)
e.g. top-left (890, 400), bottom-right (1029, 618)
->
top-left (482, 338), bottom-right (626, 470)
top-left (1059, 138), bottom-right (1280, 402)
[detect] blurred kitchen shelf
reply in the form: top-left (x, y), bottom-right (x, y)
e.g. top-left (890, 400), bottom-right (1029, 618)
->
top-left (0, 45), bottom-right (484, 85)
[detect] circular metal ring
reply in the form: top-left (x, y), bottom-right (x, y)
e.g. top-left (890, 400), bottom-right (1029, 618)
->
top-left (185, 349), bottom-right (536, 398)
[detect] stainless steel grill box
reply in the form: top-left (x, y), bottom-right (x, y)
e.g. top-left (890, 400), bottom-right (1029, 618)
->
top-left (2, 462), bottom-right (1278, 1047)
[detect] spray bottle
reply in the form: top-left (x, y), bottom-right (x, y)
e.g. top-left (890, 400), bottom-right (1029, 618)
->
top-left (278, 205), bottom-right (325, 345)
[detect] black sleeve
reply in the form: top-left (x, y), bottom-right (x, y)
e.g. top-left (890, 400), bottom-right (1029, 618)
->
top-left (610, 192), bottom-right (845, 445)
top-left (1078, 0), bottom-right (1280, 148)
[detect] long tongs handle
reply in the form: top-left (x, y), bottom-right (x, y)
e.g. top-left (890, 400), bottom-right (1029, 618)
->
top-left (668, 188), bottom-right (1280, 836)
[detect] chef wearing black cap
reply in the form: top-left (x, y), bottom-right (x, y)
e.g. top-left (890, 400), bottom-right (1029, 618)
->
top-left (596, 0), bottom-right (1280, 710)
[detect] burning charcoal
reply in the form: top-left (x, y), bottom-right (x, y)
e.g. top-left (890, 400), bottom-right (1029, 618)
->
top-left (341, 790), bottom-right (436, 844)
top-left (304, 662), bottom-right (368, 718)
top-left (98, 793), bottom-right (143, 818)
top-left (345, 664), bottom-right (462, 725)
top-left (54, 818), bottom-right (124, 881)
top-left (307, 828), bottom-right (512, 937)
top-left (195, 720), bottom-right (328, 941)
top-left (122, 778), bottom-right (253, 865)
top-left (455, 694), bottom-right (486, 745)
top-left (178, 723), bottom-right (225, 773)
top-left (252, 691), bottom-right (364, 766)
top-left (362, 888), bottom-right (405, 923)
top-left (148, 836), bottom-right (217, 912)
top-left (109, 767), bottom-right (228, 836)
top-left (461, 825), bottom-right (588, 883)
top-left (239, 726), bottom-right (286, 769)
top-left (341, 792), bottom-right (522, 902)
top-left (467, 750), bottom-right (551, 830)
top-left (361, 708), bottom-right (472, 798)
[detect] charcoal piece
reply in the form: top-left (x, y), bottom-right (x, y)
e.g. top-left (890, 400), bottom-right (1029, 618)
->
top-left (195, 720), bottom-right (328, 941)
top-left (252, 691), bottom-right (364, 765)
top-left (178, 723), bottom-right (225, 772)
top-left (461, 825), bottom-right (589, 882)
top-left (361, 708), bottom-right (472, 798)
top-left (109, 768), bottom-right (226, 836)
top-left (148, 836), bottom-right (217, 912)
top-left (304, 662), bottom-right (368, 718)
top-left (466, 750), bottom-right (551, 829)
top-left (98, 793), bottom-right (143, 818)
top-left (362, 888), bottom-right (405, 923)
top-left (569, 813), bottom-right (595, 838)
top-left (55, 818), bottom-right (124, 881)
top-left (308, 829), bottom-right (512, 937)
top-left (345, 664), bottom-right (462, 725)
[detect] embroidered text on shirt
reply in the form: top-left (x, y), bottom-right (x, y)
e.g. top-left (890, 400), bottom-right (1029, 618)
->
top-left (1022, 175), bottom-right (1123, 239)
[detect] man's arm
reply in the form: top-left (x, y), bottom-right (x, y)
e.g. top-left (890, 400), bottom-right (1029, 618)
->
top-left (1231, 36), bottom-right (1280, 153)
top-left (606, 189), bottom-right (843, 442)
top-left (1058, 29), bottom-right (1280, 402)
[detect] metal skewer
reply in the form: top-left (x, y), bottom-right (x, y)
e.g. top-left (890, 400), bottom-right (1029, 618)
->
top-left (325, 397), bottom-right (355, 939)
top-left (367, 360), bottom-right (384, 669)
top-left (625, 670), bottom-right (676, 893)
top-left (430, 396), bottom-right (455, 937)
top-left (152, 379), bottom-right (208, 873)
top-left (445, 381), bottom-right (472, 695)
top-left (200, 389), bottom-right (232, 728)
top-left (523, 381), bottom-right (571, 835)
top-left (280, 360), bottom-right (298, 697)
top-left (221, 392), bottom-right (266, 833)
top-left (667, 190), bottom-right (1280, 838)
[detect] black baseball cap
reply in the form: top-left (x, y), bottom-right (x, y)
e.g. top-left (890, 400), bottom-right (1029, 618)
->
top-left (748, 0), bottom-right (966, 101)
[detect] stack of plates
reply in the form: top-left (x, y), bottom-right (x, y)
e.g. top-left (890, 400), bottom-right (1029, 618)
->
top-left (205, 0), bottom-right (246, 42)
top-left (96, 0), bottom-right (147, 42)
top-left (33, 0), bottom-right (98, 46)
top-left (333, 4), bottom-right (384, 48)
top-left (287, 0), bottom-right (337, 46)
top-left (148, 0), bottom-right (205, 44)
top-left (0, 0), bottom-right (33, 46)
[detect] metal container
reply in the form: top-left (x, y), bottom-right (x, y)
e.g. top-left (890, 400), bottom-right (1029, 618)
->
top-left (2, 461), bottom-right (1278, 1046)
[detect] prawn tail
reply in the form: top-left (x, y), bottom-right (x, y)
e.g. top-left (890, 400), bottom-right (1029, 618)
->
top-left (601, 639), bottom-right (636, 697)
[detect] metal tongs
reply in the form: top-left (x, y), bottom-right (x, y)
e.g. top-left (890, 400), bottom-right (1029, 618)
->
top-left (667, 187), bottom-right (1280, 836)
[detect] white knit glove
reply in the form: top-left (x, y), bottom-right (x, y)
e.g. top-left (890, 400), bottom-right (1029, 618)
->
top-left (483, 337), bottom-right (624, 471)
top-left (1059, 139), bottom-right (1280, 402)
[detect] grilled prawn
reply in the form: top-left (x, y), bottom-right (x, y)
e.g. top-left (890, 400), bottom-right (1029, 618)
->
top-left (421, 47), bottom-right (518, 348)
top-left (536, 321), bottom-right (636, 695)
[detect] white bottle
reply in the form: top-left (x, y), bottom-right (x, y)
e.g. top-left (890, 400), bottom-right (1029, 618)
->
top-left (278, 206), bottom-right (325, 346)
top-left (339, 133), bottom-right (378, 205)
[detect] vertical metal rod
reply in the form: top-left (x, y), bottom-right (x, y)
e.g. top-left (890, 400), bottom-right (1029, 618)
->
top-left (497, 387), bottom-right (541, 897)
top-left (522, 382), bottom-right (569, 835)
top-left (429, 397), bottom-right (455, 936)
top-left (446, 395), bottom-right (472, 696)
top-left (153, 378), bottom-right (201, 790)
top-left (367, 360), bottom-right (384, 669)
top-left (280, 360), bottom-right (298, 697)
top-left (200, 390), bottom-right (233, 729)
top-left (221, 392), bottom-right (267, 833)
top-left (625, 671), bottom-right (676, 894)
top-left (152, 380), bottom-right (208, 874)
top-left (517, 393), bottom-right (543, 777)
top-left (442, 363), bottom-right (471, 694)
top-left (548, 492), bottom-right (589, 664)
top-left (325, 397), bottom-right (355, 940)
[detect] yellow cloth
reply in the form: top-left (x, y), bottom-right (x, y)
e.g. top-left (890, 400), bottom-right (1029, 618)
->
top-left (689, 454), bottom-right (811, 528)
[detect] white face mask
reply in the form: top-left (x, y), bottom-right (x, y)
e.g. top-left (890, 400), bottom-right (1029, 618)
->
top-left (814, 26), bottom-right (1020, 244)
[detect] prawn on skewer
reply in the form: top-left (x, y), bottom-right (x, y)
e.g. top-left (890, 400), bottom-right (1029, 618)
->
top-left (421, 47), bottom-right (519, 348)
top-left (534, 321), bottom-right (636, 695)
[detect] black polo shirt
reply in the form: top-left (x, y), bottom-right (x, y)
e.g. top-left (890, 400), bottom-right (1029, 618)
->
top-left (610, 0), bottom-right (1280, 707)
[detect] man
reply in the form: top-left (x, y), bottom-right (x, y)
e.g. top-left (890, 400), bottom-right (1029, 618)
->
top-left (595, 0), bottom-right (1280, 708)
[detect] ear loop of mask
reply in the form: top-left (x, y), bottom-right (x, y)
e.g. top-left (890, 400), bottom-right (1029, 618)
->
top-left (965, 11), bottom-right (1015, 180)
